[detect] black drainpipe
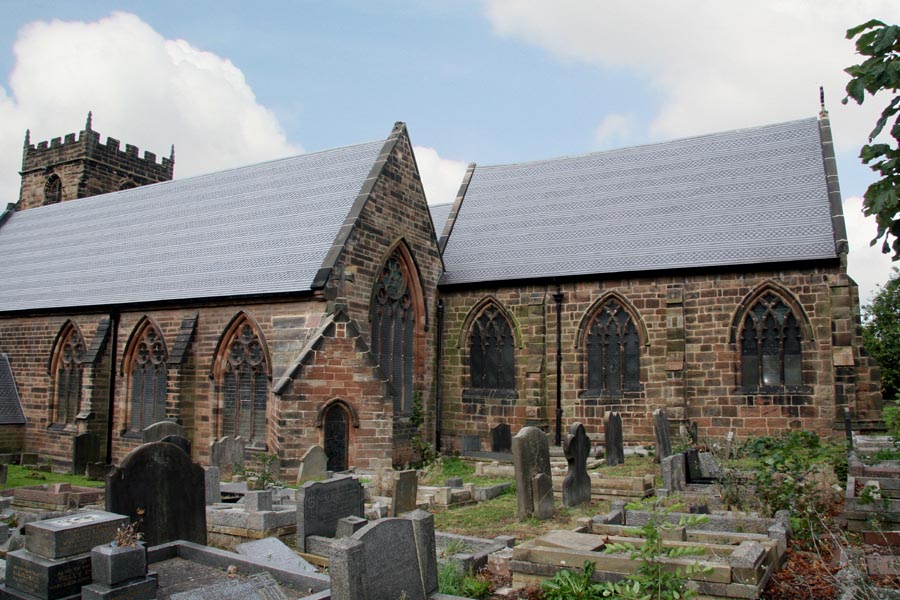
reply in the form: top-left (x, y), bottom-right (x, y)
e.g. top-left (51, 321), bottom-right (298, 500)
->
top-left (105, 310), bottom-right (120, 465)
top-left (553, 286), bottom-right (564, 446)
top-left (435, 299), bottom-right (444, 452)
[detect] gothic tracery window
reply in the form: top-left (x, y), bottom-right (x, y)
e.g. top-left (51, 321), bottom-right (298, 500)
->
top-left (585, 300), bottom-right (640, 394)
top-left (44, 174), bottom-right (61, 205)
top-left (220, 320), bottom-right (268, 445)
top-left (127, 322), bottom-right (168, 432)
top-left (740, 293), bottom-right (802, 388)
top-left (371, 253), bottom-right (415, 414)
top-left (54, 324), bottom-right (85, 424)
top-left (469, 304), bottom-right (515, 390)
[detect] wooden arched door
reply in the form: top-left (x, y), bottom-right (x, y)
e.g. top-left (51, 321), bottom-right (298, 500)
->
top-left (323, 404), bottom-right (349, 471)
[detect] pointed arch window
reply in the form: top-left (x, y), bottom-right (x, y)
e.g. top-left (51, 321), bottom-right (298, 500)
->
top-left (740, 293), bottom-right (802, 388)
top-left (127, 322), bottom-right (168, 432)
top-left (219, 320), bottom-right (269, 446)
top-left (53, 324), bottom-right (85, 424)
top-left (585, 300), bottom-right (641, 394)
top-left (371, 253), bottom-right (416, 415)
top-left (44, 174), bottom-right (61, 205)
top-left (469, 304), bottom-right (515, 391)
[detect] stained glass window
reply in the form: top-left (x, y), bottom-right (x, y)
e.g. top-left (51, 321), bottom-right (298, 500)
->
top-left (740, 293), bottom-right (802, 387)
top-left (585, 300), bottom-right (640, 393)
top-left (128, 323), bottom-right (168, 432)
top-left (55, 325), bottom-right (85, 424)
top-left (221, 322), bottom-right (268, 444)
top-left (371, 254), bottom-right (415, 414)
top-left (470, 305), bottom-right (515, 390)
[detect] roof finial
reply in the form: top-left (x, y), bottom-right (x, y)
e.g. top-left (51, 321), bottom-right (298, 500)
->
top-left (85, 111), bottom-right (93, 131)
top-left (24, 129), bottom-right (30, 147)
top-left (819, 86), bottom-right (828, 118)
top-left (169, 144), bottom-right (175, 163)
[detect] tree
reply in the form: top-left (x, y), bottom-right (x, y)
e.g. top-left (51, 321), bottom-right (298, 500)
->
top-left (843, 20), bottom-right (900, 258)
top-left (863, 268), bottom-right (900, 400)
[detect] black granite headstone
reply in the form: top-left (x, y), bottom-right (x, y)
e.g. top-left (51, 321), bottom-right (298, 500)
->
top-left (562, 422), bottom-right (591, 507)
top-left (106, 442), bottom-right (207, 546)
top-left (685, 449), bottom-right (704, 483)
top-left (72, 432), bottom-right (100, 476)
top-left (491, 423), bottom-right (512, 453)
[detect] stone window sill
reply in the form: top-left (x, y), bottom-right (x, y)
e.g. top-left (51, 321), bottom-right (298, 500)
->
top-left (462, 389), bottom-right (518, 400)
top-left (739, 385), bottom-right (812, 395)
top-left (579, 385), bottom-right (644, 400)
top-left (121, 431), bottom-right (143, 441)
top-left (48, 422), bottom-right (76, 434)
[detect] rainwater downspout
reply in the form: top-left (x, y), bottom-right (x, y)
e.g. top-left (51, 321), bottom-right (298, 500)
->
top-left (553, 286), bottom-right (564, 446)
top-left (105, 309), bottom-right (120, 465)
top-left (435, 299), bottom-right (444, 452)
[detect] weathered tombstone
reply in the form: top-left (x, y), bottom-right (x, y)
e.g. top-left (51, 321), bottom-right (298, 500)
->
top-left (605, 412), bottom-right (624, 467)
top-left (235, 537), bottom-right (317, 574)
top-left (491, 423), bottom-right (512, 453)
top-left (445, 477), bottom-right (463, 488)
top-left (329, 510), bottom-right (437, 600)
top-left (82, 540), bottom-right (157, 600)
top-left (461, 435), bottom-right (481, 454)
top-left (511, 426), bottom-right (552, 520)
top-left (72, 432), bottom-right (100, 476)
top-left (106, 441), bottom-right (207, 546)
top-left (698, 452), bottom-right (722, 480)
top-left (844, 407), bottom-right (854, 450)
top-left (532, 472), bottom-right (555, 520)
top-left (685, 448), bottom-right (703, 482)
top-left (160, 434), bottom-right (191, 456)
top-left (562, 422), bottom-right (591, 507)
top-left (391, 469), bottom-right (419, 516)
top-left (296, 476), bottom-right (365, 552)
top-left (209, 436), bottom-right (246, 477)
top-left (141, 420), bottom-right (185, 444)
top-left (652, 409), bottom-right (672, 464)
top-left (689, 421), bottom-right (699, 446)
top-left (297, 445), bottom-right (328, 484)
top-left (662, 453), bottom-right (686, 491)
top-left (204, 466), bottom-right (222, 504)
top-left (2, 511), bottom-right (129, 600)
top-left (725, 430), bottom-right (735, 459)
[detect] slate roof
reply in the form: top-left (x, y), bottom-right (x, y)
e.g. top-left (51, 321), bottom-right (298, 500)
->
top-left (0, 139), bottom-right (386, 312)
top-left (0, 355), bottom-right (26, 425)
top-left (428, 203), bottom-right (453, 237)
top-left (440, 118), bottom-right (839, 286)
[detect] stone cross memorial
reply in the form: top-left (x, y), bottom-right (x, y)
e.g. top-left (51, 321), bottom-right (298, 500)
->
top-left (605, 412), bottom-right (624, 467)
top-left (653, 408), bottom-right (672, 464)
top-left (562, 422), bottom-right (592, 507)
top-left (511, 426), bottom-right (552, 520)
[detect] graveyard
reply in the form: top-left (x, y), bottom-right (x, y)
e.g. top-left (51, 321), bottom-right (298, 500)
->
top-left (0, 413), bottom-right (895, 599)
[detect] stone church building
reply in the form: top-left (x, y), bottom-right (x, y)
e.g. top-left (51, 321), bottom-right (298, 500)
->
top-left (0, 109), bottom-right (882, 476)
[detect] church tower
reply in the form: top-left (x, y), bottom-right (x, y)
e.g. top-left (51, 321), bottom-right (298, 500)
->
top-left (17, 112), bottom-right (174, 210)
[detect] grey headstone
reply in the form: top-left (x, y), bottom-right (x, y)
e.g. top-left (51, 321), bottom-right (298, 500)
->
top-left (698, 452), bottom-right (721, 480)
top-left (725, 430), bottom-right (735, 459)
top-left (335, 516), bottom-right (368, 538)
top-left (160, 434), bottom-right (191, 456)
top-left (491, 423), bottom-right (512, 453)
top-left (511, 426), bottom-right (551, 520)
top-left (532, 473), bottom-right (555, 520)
top-left (204, 466), bottom-right (222, 504)
top-left (844, 407), bottom-right (854, 450)
top-left (73, 432), bottom-right (100, 476)
top-left (562, 422), bottom-right (591, 507)
top-left (330, 537), bottom-right (366, 600)
top-left (461, 435), bottom-right (481, 453)
top-left (106, 441), bottom-right (207, 546)
top-left (407, 509), bottom-right (438, 595)
top-left (244, 490), bottom-right (273, 512)
top-left (209, 436), bottom-right (246, 475)
top-left (235, 537), bottom-right (317, 574)
top-left (391, 470), bottom-right (418, 516)
top-left (652, 409), bottom-right (672, 463)
top-left (141, 421), bottom-right (184, 444)
top-left (20, 453), bottom-right (37, 466)
top-left (605, 412), bottom-right (624, 467)
top-left (296, 476), bottom-right (365, 552)
top-left (297, 445), bottom-right (328, 484)
top-left (661, 454), bottom-right (686, 492)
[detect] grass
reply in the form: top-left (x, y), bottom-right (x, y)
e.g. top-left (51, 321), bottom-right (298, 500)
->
top-left (2, 465), bottom-right (103, 490)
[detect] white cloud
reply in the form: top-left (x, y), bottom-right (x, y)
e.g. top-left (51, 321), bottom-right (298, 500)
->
top-left (844, 194), bottom-right (895, 304)
top-left (594, 113), bottom-right (637, 149)
top-left (483, 1), bottom-right (900, 153)
top-left (413, 145), bottom-right (468, 206)
top-left (0, 12), bottom-right (298, 204)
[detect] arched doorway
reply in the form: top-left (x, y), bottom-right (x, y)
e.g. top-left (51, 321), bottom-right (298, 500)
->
top-left (323, 404), bottom-right (349, 471)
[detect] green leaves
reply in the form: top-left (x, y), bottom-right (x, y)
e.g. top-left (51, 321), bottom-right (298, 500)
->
top-left (863, 268), bottom-right (900, 399)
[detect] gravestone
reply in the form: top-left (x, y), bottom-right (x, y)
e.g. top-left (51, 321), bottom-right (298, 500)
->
top-left (605, 412), bottom-right (624, 467)
top-left (562, 422), bottom-right (591, 507)
top-left (445, 477), bottom-right (463, 488)
top-left (685, 449), bottom-right (703, 482)
top-left (461, 435), bottom-right (481, 453)
top-left (491, 423), bottom-right (512, 453)
top-left (532, 473), bottom-right (555, 519)
top-left (662, 454), bottom-right (686, 491)
top-left (106, 441), bottom-right (207, 546)
top-left (725, 430), bottom-right (735, 459)
top-left (244, 490), bottom-right (273, 512)
top-left (141, 420), bottom-right (184, 444)
top-left (2, 510), bottom-right (129, 600)
top-left (82, 542), bottom-right (157, 600)
top-left (336, 515), bottom-right (368, 538)
top-left (297, 445), bottom-right (328, 484)
top-left (209, 436), bottom-right (246, 477)
top-left (652, 409), bottom-right (672, 464)
top-left (391, 469), bottom-right (419, 516)
top-left (844, 407), bottom-right (854, 450)
top-left (296, 476), bottom-right (365, 552)
top-left (204, 466), bottom-right (222, 504)
top-left (330, 510), bottom-right (437, 600)
top-left (160, 434), bottom-right (191, 456)
top-left (72, 432), bottom-right (100, 476)
top-left (698, 452), bottom-right (722, 480)
top-left (235, 537), bottom-right (317, 574)
top-left (689, 421), bottom-right (699, 445)
top-left (511, 426), bottom-right (552, 520)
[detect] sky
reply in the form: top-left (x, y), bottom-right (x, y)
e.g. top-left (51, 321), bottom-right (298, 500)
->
top-left (0, 1), bottom-right (898, 304)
